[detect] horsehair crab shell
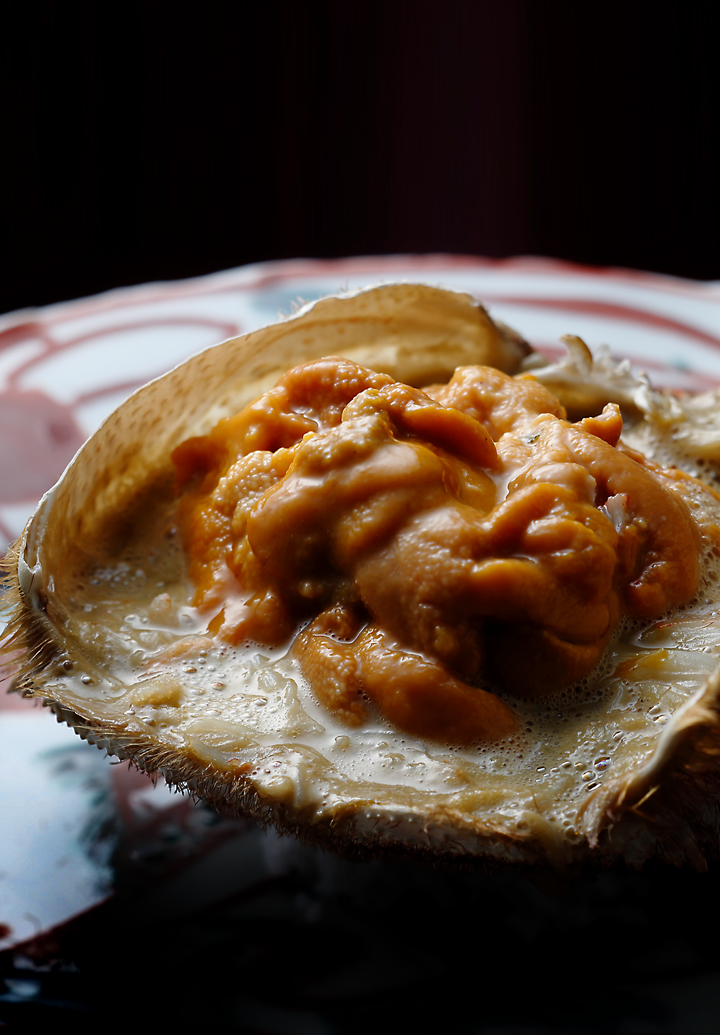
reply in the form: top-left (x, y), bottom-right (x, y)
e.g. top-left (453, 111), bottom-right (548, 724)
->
top-left (3, 281), bottom-right (720, 870)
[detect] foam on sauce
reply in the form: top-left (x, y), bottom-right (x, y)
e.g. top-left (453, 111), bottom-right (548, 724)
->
top-left (42, 362), bottom-right (720, 844)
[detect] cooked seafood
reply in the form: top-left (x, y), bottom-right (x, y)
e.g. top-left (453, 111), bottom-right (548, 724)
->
top-left (5, 284), bottom-right (720, 869)
top-left (173, 356), bottom-right (700, 742)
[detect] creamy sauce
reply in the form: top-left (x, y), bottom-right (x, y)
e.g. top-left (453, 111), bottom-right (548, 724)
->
top-left (38, 362), bottom-right (720, 850)
top-left (46, 550), bottom-right (720, 842)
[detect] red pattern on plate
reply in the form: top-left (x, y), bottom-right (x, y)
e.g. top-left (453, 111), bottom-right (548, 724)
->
top-left (2, 254), bottom-right (720, 546)
top-left (3, 255), bottom-right (720, 955)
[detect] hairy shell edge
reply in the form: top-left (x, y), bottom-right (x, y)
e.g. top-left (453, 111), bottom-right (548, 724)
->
top-left (4, 282), bottom-right (720, 871)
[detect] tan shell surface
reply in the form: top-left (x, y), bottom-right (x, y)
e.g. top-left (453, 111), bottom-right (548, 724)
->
top-left (5, 282), bottom-right (720, 871)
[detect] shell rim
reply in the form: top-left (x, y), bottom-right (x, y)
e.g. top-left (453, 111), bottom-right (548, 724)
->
top-left (4, 282), bottom-right (720, 870)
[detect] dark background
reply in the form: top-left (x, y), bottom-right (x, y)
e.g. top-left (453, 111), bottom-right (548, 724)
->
top-left (2, 2), bottom-right (719, 317)
top-left (4, 6), bottom-right (720, 1031)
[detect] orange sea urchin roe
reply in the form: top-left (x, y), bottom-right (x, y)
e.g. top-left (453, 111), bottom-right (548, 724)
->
top-left (171, 357), bottom-right (701, 745)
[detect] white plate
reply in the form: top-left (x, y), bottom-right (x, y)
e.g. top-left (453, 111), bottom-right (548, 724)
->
top-left (3, 254), bottom-right (720, 953)
top-left (3, 254), bottom-right (720, 549)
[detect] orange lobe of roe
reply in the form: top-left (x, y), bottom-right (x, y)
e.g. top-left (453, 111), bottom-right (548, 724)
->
top-left (171, 357), bottom-right (701, 745)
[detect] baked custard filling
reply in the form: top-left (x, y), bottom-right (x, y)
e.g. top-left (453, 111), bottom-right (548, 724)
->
top-left (171, 357), bottom-right (701, 746)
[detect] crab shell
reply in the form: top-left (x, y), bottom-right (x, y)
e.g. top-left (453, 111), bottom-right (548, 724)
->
top-left (4, 283), bottom-right (720, 872)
